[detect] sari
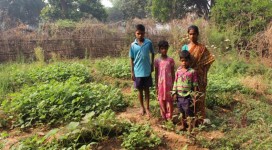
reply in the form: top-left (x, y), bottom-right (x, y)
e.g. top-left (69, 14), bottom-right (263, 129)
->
top-left (188, 44), bottom-right (215, 118)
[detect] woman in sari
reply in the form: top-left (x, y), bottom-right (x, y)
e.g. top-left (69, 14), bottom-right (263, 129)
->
top-left (181, 25), bottom-right (215, 119)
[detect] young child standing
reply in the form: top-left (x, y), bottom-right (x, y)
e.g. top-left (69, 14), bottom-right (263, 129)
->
top-left (172, 50), bottom-right (198, 130)
top-left (129, 24), bottom-right (154, 117)
top-left (155, 40), bottom-right (175, 120)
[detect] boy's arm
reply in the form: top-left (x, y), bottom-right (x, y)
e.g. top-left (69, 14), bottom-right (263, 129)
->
top-left (150, 42), bottom-right (155, 73)
top-left (130, 58), bottom-right (135, 81)
top-left (151, 52), bottom-right (154, 72)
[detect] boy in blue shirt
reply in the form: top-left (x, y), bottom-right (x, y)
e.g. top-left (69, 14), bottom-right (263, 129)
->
top-left (129, 24), bottom-right (154, 117)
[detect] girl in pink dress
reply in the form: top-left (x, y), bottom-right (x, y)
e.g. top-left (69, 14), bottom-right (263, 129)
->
top-left (155, 40), bottom-right (175, 120)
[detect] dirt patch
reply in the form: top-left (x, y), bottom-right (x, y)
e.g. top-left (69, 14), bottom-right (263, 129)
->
top-left (117, 106), bottom-right (207, 150)
top-left (0, 127), bottom-right (49, 150)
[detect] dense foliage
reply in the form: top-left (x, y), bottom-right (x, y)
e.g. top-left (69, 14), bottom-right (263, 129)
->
top-left (11, 62), bottom-right (89, 88)
top-left (109, 0), bottom-right (148, 20)
top-left (40, 0), bottom-right (107, 21)
top-left (95, 57), bottom-right (130, 79)
top-left (121, 124), bottom-right (161, 150)
top-left (1, 62), bottom-right (127, 128)
top-left (150, 0), bottom-right (212, 22)
top-left (0, 0), bottom-right (44, 26)
top-left (211, 0), bottom-right (272, 38)
top-left (2, 79), bottom-right (127, 128)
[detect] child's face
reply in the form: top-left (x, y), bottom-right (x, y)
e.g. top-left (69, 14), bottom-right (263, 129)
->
top-left (188, 29), bottom-right (198, 43)
top-left (180, 58), bottom-right (189, 68)
top-left (135, 30), bottom-right (145, 41)
top-left (159, 47), bottom-right (168, 56)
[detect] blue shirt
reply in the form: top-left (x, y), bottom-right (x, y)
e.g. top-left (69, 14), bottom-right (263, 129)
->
top-left (129, 38), bottom-right (154, 77)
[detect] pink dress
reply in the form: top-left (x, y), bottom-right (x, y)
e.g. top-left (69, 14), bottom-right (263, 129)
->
top-left (155, 57), bottom-right (175, 101)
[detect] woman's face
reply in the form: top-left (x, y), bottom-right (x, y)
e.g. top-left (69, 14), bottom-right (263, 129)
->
top-left (188, 29), bottom-right (198, 43)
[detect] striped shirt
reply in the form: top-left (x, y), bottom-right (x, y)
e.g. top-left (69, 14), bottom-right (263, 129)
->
top-left (172, 67), bottom-right (198, 97)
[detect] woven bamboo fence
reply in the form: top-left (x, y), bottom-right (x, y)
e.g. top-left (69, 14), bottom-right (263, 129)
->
top-left (0, 21), bottom-right (169, 62)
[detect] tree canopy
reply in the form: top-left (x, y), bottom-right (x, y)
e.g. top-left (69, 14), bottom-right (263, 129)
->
top-left (109, 0), bottom-right (148, 20)
top-left (211, 0), bottom-right (272, 37)
top-left (0, 0), bottom-right (45, 26)
top-left (41, 0), bottom-right (107, 21)
top-left (109, 0), bottom-right (213, 22)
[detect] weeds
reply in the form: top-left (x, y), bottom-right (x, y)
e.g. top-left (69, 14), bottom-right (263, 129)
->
top-left (95, 57), bottom-right (130, 79)
top-left (2, 79), bottom-right (127, 128)
top-left (121, 124), bottom-right (161, 150)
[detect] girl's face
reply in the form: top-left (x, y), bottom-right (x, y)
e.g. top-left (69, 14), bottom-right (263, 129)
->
top-left (180, 58), bottom-right (189, 68)
top-left (159, 47), bottom-right (168, 56)
top-left (188, 29), bottom-right (198, 43)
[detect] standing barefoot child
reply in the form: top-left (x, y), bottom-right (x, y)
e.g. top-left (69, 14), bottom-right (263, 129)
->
top-left (172, 50), bottom-right (198, 130)
top-left (155, 40), bottom-right (175, 120)
top-left (129, 24), bottom-right (154, 117)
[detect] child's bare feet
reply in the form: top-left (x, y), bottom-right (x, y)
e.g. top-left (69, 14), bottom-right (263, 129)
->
top-left (140, 109), bottom-right (146, 116)
top-left (146, 109), bottom-right (151, 118)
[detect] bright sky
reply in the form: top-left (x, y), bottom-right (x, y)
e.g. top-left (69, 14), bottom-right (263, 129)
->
top-left (44, 0), bottom-right (113, 8)
top-left (101, 0), bottom-right (113, 8)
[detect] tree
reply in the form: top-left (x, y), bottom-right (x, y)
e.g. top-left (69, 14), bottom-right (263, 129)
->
top-left (150, 0), bottom-right (211, 22)
top-left (40, 0), bottom-right (107, 21)
top-left (211, 0), bottom-right (272, 37)
top-left (150, 0), bottom-right (171, 22)
top-left (109, 0), bottom-right (149, 20)
top-left (0, 0), bottom-right (45, 26)
top-left (106, 7), bottom-right (123, 22)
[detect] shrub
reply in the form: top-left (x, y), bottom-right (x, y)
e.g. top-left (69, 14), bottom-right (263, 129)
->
top-left (11, 62), bottom-right (90, 89)
top-left (2, 78), bottom-right (128, 128)
top-left (121, 124), bottom-right (161, 150)
top-left (211, 0), bottom-right (272, 38)
top-left (206, 59), bottom-right (252, 108)
top-left (95, 57), bottom-right (130, 79)
top-left (13, 111), bottom-right (131, 149)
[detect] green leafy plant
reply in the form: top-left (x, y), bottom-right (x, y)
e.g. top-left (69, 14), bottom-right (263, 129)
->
top-left (95, 57), bottom-right (130, 79)
top-left (2, 79), bottom-right (128, 128)
top-left (13, 111), bottom-right (130, 149)
top-left (121, 124), bottom-right (161, 150)
top-left (11, 62), bottom-right (90, 89)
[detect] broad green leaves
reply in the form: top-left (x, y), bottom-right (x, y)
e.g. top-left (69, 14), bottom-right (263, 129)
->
top-left (2, 80), bottom-right (127, 128)
top-left (95, 57), bottom-right (130, 79)
top-left (1, 62), bottom-right (128, 128)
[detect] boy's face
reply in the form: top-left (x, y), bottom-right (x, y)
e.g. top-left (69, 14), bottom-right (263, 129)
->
top-left (188, 29), bottom-right (198, 43)
top-left (180, 58), bottom-right (189, 68)
top-left (135, 30), bottom-right (145, 41)
top-left (159, 47), bottom-right (168, 56)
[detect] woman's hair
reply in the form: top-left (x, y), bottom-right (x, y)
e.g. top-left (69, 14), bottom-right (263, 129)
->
top-left (136, 24), bottom-right (145, 32)
top-left (158, 40), bottom-right (169, 49)
top-left (188, 25), bottom-right (199, 35)
top-left (179, 50), bottom-right (191, 60)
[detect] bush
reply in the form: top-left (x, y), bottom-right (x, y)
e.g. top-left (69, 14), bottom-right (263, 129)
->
top-left (95, 57), bottom-right (130, 79)
top-left (211, 0), bottom-right (272, 38)
top-left (13, 111), bottom-right (131, 149)
top-left (2, 78), bottom-right (128, 128)
top-left (121, 124), bottom-right (161, 150)
top-left (11, 62), bottom-right (90, 89)
top-left (206, 59), bottom-right (252, 108)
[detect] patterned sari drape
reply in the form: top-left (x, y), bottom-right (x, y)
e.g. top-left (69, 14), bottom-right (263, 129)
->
top-left (189, 44), bottom-right (215, 118)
